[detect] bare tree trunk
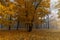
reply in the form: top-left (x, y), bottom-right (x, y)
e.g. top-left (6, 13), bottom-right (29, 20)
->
top-left (28, 23), bottom-right (33, 32)
top-left (26, 23), bottom-right (33, 32)
top-left (9, 15), bottom-right (11, 30)
top-left (17, 20), bottom-right (19, 30)
top-left (47, 15), bottom-right (49, 29)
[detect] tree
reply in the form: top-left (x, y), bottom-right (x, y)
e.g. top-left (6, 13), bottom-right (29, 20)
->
top-left (57, 9), bottom-right (60, 18)
top-left (54, 0), bottom-right (60, 18)
top-left (0, 1), bottom-right (17, 27)
top-left (55, 0), bottom-right (60, 8)
top-left (0, 0), bottom-right (50, 31)
top-left (15, 0), bottom-right (50, 31)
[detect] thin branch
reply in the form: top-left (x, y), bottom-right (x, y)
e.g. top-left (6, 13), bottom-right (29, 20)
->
top-left (35, 0), bottom-right (42, 10)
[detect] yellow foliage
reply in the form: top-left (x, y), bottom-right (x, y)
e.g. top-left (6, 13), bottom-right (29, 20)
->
top-left (0, 0), bottom-right (50, 27)
top-left (39, 0), bottom-right (50, 8)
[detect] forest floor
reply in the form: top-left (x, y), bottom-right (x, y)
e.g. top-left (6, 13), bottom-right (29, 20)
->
top-left (0, 29), bottom-right (60, 40)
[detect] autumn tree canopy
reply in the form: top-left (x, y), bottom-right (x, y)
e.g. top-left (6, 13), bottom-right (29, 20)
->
top-left (0, 0), bottom-right (50, 27)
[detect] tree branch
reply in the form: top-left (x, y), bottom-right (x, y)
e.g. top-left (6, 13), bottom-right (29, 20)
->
top-left (35, 0), bottom-right (42, 10)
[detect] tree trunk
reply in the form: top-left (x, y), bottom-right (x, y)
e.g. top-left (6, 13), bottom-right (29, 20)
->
top-left (27, 23), bottom-right (33, 32)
